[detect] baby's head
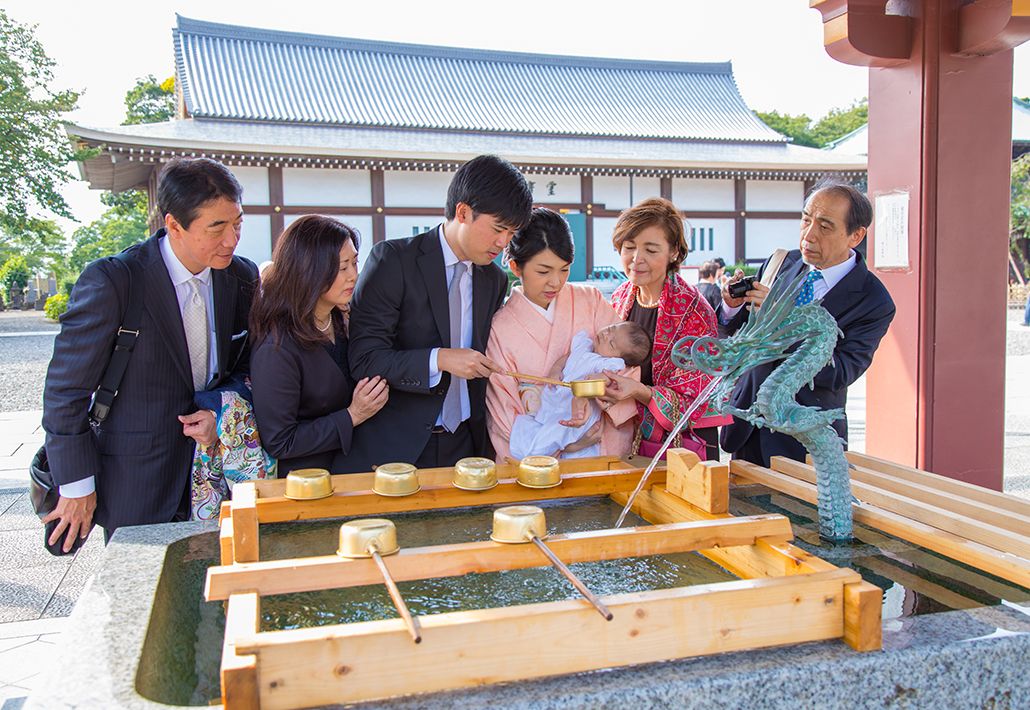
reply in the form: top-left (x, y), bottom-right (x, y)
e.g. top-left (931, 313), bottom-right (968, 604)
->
top-left (594, 322), bottom-right (651, 366)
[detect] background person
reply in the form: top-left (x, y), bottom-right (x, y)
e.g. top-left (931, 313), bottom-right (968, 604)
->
top-left (249, 215), bottom-right (388, 476)
top-left (718, 179), bottom-right (896, 467)
top-left (487, 207), bottom-right (639, 463)
top-left (42, 158), bottom-right (258, 549)
top-left (346, 155), bottom-right (533, 471)
top-left (601, 198), bottom-right (731, 461)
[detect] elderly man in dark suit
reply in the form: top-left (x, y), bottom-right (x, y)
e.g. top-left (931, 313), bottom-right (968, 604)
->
top-left (718, 179), bottom-right (896, 467)
top-left (42, 158), bottom-right (259, 550)
top-left (345, 155), bottom-right (533, 471)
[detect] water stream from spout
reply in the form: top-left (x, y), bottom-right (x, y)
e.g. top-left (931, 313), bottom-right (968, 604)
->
top-left (614, 376), bottom-right (722, 528)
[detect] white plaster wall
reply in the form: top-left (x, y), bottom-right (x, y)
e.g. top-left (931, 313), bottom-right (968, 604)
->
top-left (745, 219), bottom-right (799, 260)
top-left (523, 173), bottom-right (581, 203)
top-left (589, 176), bottom-right (661, 211)
top-left (234, 166), bottom-right (269, 205)
top-left (682, 218), bottom-right (736, 266)
top-left (283, 214), bottom-right (375, 270)
top-left (282, 168), bottom-right (370, 206)
top-left (238, 214), bottom-right (271, 265)
top-left (384, 216), bottom-right (442, 241)
top-left (672, 178), bottom-right (735, 211)
top-left (591, 217), bottom-right (622, 270)
top-left (745, 180), bottom-right (804, 211)
top-left (384, 171), bottom-right (455, 207)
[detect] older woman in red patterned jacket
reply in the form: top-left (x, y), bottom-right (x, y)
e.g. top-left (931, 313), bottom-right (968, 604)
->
top-left (601, 198), bottom-right (731, 460)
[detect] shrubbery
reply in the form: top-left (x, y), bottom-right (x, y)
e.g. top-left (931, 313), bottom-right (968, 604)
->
top-left (44, 292), bottom-right (68, 320)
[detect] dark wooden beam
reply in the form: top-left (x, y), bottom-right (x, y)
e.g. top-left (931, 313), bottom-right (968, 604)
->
top-left (581, 175), bottom-right (594, 273)
top-left (268, 166), bottom-right (284, 250)
top-left (734, 179), bottom-right (746, 263)
top-left (370, 169), bottom-right (386, 244)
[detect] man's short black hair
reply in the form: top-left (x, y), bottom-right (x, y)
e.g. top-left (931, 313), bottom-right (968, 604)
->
top-left (157, 157), bottom-right (243, 230)
top-left (617, 321), bottom-right (652, 367)
top-left (445, 155), bottom-right (533, 230)
top-left (699, 260), bottom-right (718, 279)
top-left (807, 177), bottom-right (873, 235)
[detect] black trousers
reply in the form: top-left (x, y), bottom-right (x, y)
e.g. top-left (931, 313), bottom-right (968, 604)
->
top-left (694, 426), bottom-right (721, 462)
top-left (415, 421), bottom-right (474, 468)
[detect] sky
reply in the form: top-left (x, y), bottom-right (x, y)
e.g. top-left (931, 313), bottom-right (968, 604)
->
top-left (4, 0), bottom-right (1030, 228)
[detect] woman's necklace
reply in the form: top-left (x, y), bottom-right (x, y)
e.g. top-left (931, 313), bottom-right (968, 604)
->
top-left (314, 314), bottom-right (332, 332)
top-left (635, 289), bottom-right (660, 309)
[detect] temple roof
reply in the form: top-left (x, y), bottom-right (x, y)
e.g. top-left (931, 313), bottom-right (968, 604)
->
top-left (171, 15), bottom-right (785, 143)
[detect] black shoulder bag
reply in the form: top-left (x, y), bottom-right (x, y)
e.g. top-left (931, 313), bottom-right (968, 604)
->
top-left (30, 252), bottom-right (145, 556)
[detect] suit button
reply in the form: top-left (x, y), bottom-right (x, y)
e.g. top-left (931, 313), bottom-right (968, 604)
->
top-left (414, 380), bottom-right (421, 386)
top-left (425, 424), bottom-right (433, 431)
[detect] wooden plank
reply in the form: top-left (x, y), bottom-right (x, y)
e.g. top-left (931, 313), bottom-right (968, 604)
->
top-left (206, 515), bottom-right (794, 600)
top-left (767, 457), bottom-right (1030, 559)
top-left (254, 468), bottom-right (664, 524)
top-left (231, 483), bottom-right (260, 564)
top-left (219, 517), bottom-right (234, 567)
top-left (731, 460), bottom-right (1030, 588)
top-left (666, 449), bottom-right (729, 514)
top-left (252, 456), bottom-right (632, 498)
top-left (759, 491), bottom-right (1030, 602)
top-left (856, 557), bottom-right (981, 610)
top-left (843, 581), bottom-right (883, 651)
top-left (222, 592), bottom-right (260, 710)
top-left (219, 501), bottom-right (232, 522)
top-left (783, 456), bottom-right (1030, 537)
top-left (844, 452), bottom-right (1030, 519)
top-left (239, 570), bottom-right (857, 709)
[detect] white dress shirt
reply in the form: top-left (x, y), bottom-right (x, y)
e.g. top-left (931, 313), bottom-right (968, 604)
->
top-left (59, 237), bottom-right (220, 498)
top-left (428, 225), bottom-right (473, 426)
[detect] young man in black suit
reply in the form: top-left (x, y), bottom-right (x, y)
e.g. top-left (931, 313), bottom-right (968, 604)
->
top-left (42, 158), bottom-right (259, 550)
top-left (346, 155), bottom-right (533, 471)
top-left (718, 179), bottom-right (896, 467)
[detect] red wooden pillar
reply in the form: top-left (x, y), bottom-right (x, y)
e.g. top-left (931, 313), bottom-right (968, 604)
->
top-left (811, 0), bottom-right (1030, 489)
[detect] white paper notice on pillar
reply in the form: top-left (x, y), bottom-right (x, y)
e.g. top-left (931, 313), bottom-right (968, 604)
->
top-left (874, 191), bottom-right (910, 269)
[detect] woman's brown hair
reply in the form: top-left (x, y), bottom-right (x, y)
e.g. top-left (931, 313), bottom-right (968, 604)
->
top-left (250, 215), bottom-right (360, 349)
top-left (611, 197), bottom-right (688, 274)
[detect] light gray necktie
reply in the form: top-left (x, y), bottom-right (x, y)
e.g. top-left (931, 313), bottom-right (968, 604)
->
top-left (441, 261), bottom-right (467, 432)
top-left (183, 277), bottom-right (209, 391)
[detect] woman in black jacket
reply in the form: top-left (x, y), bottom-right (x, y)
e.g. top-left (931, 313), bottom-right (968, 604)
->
top-left (250, 215), bottom-right (388, 475)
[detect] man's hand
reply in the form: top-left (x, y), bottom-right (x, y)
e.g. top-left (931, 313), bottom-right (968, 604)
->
top-left (438, 348), bottom-right (502, 379)
top-left (722, 269), bottom-right (771, 310)
top-left (179, 410), bottom-right (217, 447)
top-left (42, 492), bottom-right (96, 553)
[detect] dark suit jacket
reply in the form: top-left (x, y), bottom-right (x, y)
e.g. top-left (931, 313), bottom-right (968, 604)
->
top-left (345, 229), bottom-right (507, 472)
top-left (719, 250), bottom-right (895, 466)
top-left (42, 231), bottom-right (258, 530)
top-left (250, 332), bottom-right (354, 476)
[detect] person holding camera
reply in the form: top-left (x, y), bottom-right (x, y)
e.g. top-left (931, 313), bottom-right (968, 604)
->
top-left (717, 179), bottom-right (896, 467)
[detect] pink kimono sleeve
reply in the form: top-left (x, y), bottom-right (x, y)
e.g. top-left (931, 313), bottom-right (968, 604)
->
top-left (485, 325), bottom-right (524, 464)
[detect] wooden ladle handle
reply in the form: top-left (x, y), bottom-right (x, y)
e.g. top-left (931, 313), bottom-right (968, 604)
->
top-left (503, 371), bottom-right (570, 388)
top-left (529, 536), bottom-right (613, 621)
top-left (370, 547), bottom-right (422, 643)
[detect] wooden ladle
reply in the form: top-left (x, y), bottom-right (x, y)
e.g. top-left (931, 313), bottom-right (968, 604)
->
top-left (502, 371), bottom-right (608, 398)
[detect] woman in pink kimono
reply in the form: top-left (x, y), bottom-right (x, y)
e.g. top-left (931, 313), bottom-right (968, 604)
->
top-left (486, 209), bottom-right (638, 463)
top-left (602, 198), bottom-right (731, 460)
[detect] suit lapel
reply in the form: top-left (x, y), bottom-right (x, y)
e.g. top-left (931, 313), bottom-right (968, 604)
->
top-left (819, 253), bottom-right (867, 317)
top-left (471, 265), bottom-right (491, 352)
top-left (142, 241), bottom-right (193, 390)
top-left (416, 232), bottom-right (450, 345)
top-left (212, 267), bottom-right (237, 384)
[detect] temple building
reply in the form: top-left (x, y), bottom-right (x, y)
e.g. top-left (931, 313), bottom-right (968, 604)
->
top-left (67, 15), bottom-right (866, 276)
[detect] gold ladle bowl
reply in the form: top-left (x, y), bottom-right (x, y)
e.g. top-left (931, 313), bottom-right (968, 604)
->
top-left (373, 463), bottom-right (421, 497)
top-left (452, 457), bottom-right (498, 491)
top-left (337, 518), bottom-right (400, 558)
top-left (490, 505), bottom-right (548, 544)
top-left (283, 468), bottom-right (334, 500)
top-left (517, 455), bottom-right (562, 489)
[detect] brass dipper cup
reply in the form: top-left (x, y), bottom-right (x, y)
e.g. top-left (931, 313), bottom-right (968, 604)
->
top-left (337, 519), bottom-right (421, 643)
top-left (490, 506), bottom-right (612, 621)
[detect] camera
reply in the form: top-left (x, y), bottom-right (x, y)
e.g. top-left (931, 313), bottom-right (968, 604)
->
top-left (727, 275), bottom-right (756, 299)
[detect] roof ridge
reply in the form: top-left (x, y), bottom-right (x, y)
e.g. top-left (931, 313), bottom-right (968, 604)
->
top-left (174, 14), bottom-right (732, 75)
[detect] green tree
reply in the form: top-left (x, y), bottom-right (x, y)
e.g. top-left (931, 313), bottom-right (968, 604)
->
top-left (0, 10), bottom-right (89, 228)
top-left (754, 110), bottom-right (818, 147)
top-left (123, 74), bottom-right (175, 125)
top-left (810, 98), bottom-right (868, 147)
top-left (1011, 154), bottom-right (1030, 275)
top-left (0, 216), bottom-right (67, 274)
top-left (69, 190), bottom-right (149, 272)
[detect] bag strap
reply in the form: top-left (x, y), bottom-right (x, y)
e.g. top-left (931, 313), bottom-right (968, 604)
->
top-left (88, 251), bottom-right (146, 426)
top-left (759, 248), bottom-right (790, 288)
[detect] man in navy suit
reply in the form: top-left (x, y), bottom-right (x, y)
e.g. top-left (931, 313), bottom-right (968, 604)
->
top-left (346, 155), bottom-right (533, 471)
top-left (718, 180), bottom-right (896, 467)
top-left (42, 158), bottom-right (258, 550)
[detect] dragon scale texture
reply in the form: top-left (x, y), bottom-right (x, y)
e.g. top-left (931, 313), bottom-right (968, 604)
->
top-left (671, 271), bottom-right (854, 541)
